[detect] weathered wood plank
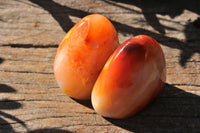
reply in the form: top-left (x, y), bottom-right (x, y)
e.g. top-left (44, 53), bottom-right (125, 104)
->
top-left (0, 46), bottom-right (199, 132)
top-left (0, 46), bottom-right (199, 86)
top-left (1, 0), bottom-right (199, 44)
top-left (1, 83), bottom-right (200, 132)
top-left (0, 0), bottom-right (200, 132)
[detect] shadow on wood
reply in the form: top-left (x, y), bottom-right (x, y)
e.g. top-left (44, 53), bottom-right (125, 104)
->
top-left (112, 18), bottom-right (200, 67)
top-left (27, 0), bottom-right (200, 67)
top-left (104, 0), bottom-right (200, 67)
top-left (103, 0), bottom-right (200, 34)
top-left (28, 0), bottom-right (89, 33)
top-left (0, 117), bottom-right (14, 132)
top-left (72, 98), bottom-right (94, 109)
top-left (0, 99), bottom-right (22, 110)
top-left (105, 83), bottom-right (200, 132)
top-left (0, 84), bottom-right (16, 93)
top-left (28, 128), bottom-right (72, 133)
top-left (0, 83), bottom-right (27, 132)
top-left (0, 57), bottom-right (4, 64)
top-left (0, 84), bottom-right (72, 132)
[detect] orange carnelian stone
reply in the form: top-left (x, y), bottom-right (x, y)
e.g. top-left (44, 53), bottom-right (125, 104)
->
top-left (92, 35), bottom-right (166, 119)
top-left (54, 14), bottom-right (119, 100)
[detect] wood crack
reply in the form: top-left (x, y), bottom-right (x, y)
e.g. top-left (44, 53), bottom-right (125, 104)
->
top-left (0, 70), bottom-right (53, 75)
top-left (6, 59), bottom-right (52, 63)
top-left (1, 44), bottom-right (58, 48)
top-left (172, 84), bottom-right (200, 87)
top-left (15, 99), bottom-right (69, 103)
top-left (57, 123), bottom-right (113, 129)
top-left (0, 115), bottom-right (75, 125)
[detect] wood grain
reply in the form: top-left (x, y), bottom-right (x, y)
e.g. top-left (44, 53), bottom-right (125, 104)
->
top-left (0, 0), bottom-right (200, 132)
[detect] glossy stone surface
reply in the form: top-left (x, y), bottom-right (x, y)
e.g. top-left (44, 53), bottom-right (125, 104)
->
top-left (92, 35), bottom-right (166, 119)
top-left (54, 14), bottom-right (119, 100)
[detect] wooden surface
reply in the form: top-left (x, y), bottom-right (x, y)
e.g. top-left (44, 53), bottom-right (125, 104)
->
top-left (0, 0), bottom-right (200, 132)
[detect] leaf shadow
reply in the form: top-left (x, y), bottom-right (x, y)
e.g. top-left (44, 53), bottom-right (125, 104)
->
top-left (28, 0), bottom-right (90, 33)
top-left (0, 99), bottom-right (22, 110)
top-left (0, 84), bottom-right (22, 110)
top-left (0, 84), bottom-right (16, 93)
top-left (0, 57), bottom-right (4, 64)
top-left (27, 0), bottom-right (200, 67)
top-left (0, 77), bottom-right (71, 132)
top-left (0, 84), bottom-right (27, 132)
top-left (104, 0), bottom-right (200, 34)
top-left (0, 117), bottom-right (14, 132)
top-left (105, 83), bottom-right (200, 132)
top-left (105, 0), bottom-right (200, 67)
top-left (112, 19), bottom-right (200, 67)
